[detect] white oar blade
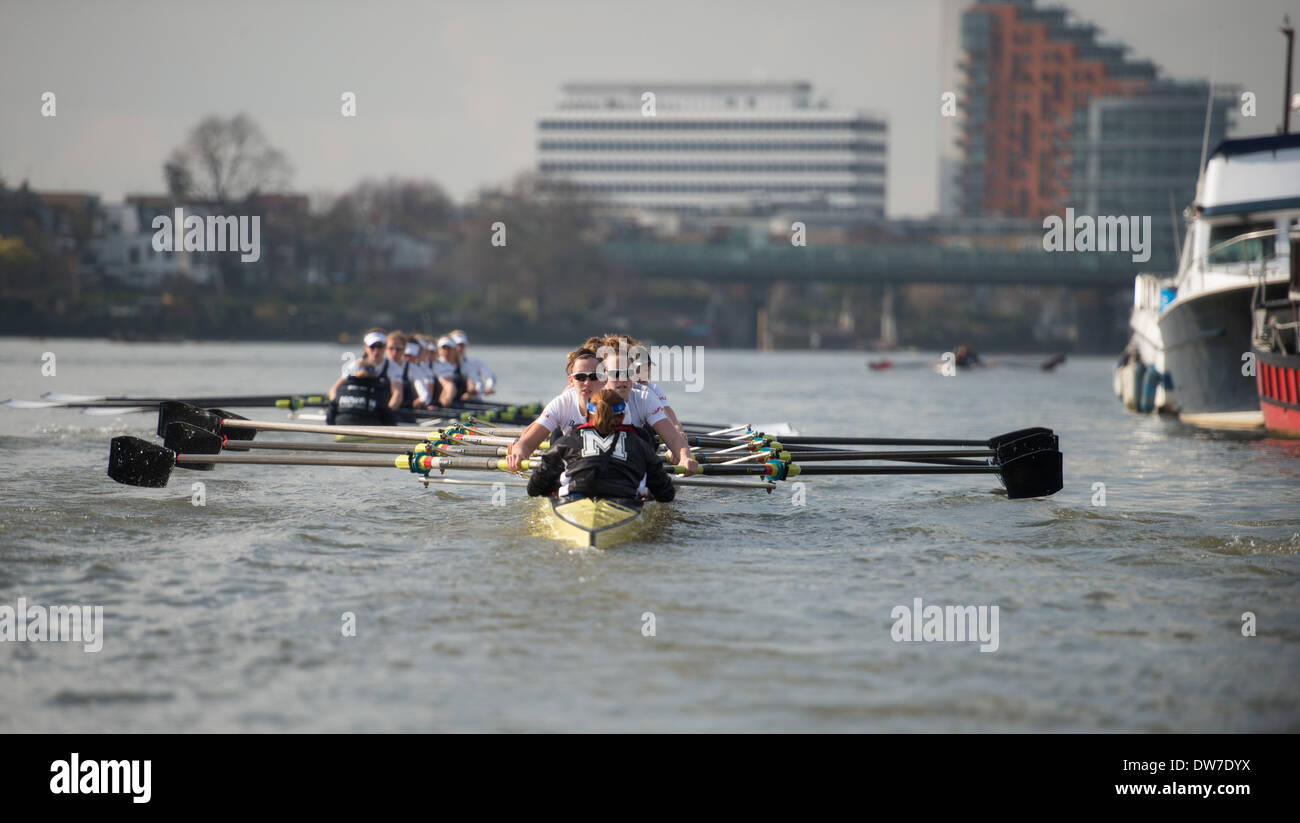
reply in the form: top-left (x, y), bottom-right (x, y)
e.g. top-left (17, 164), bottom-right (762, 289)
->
top-left (41, 392), bottom-right (109, 403)
top-left (2, 399), bottom-right (65, 409)
top-left (82, 406), bottom-right (151, 416)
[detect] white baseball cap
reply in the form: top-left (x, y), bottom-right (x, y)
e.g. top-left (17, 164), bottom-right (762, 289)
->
top-left (363, 331), bottom-right (387, 347)
top-left (437, 336), bottom-right (454, 348)
top-left (450, 331), bottom-right (468, 345)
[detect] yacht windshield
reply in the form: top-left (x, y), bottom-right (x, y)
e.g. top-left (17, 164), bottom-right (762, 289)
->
top-left (1207, 222), bottom-right (1275, 265)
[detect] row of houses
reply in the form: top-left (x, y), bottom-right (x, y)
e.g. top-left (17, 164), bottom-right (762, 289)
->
top-left (0, 183), bottom-right (439, 290)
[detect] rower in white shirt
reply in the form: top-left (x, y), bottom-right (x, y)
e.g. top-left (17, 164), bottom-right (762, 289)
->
top-left (449, 329), bottom-right (495, 398)
top-left (505, 345), bottom-right (698, 475)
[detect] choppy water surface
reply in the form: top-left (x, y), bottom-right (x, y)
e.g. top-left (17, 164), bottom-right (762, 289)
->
top-left (1, 339), bottom-right (1297, 732)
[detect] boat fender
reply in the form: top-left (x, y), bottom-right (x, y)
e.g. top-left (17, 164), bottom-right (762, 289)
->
top-left (1139, 368), bottom-right (1161, 413)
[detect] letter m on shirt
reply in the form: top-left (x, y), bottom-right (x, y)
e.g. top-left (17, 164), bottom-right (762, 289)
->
top-left (580, 430), bottom-right (627, 460)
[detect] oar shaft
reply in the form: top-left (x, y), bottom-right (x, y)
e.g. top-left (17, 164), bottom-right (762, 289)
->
top-left (219, 439), bottom-right (508, 457)
top-left (218, 418), bottom-right (434, 440)
top-left (175, 453), bottom-right (399, 468)
top-left (173, 452), bottom-right (531, 472)
top-left (701, 449), bottom-right (996, 462)
top-left (795, 465), bottom-right (1001, 476)
top-left (761, 436), bottom-right (989, 447)
top-left (693, 463), bottom-right (1001, 477)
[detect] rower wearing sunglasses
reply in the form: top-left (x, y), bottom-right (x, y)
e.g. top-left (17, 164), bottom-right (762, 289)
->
top-left (326, 328), bottom-right (402, 424)
top-left (526, 388), bottom-right (675, 504)
top-left (505, 346), bottom-right (699, 476)
top-left (586, 333), bottom-right (684, 434)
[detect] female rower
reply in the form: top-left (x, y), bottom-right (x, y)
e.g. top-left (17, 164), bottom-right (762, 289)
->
top-left (449, 329), bottom-right (495, 397)
top-left (526, 388), bottom-right (675, 503)
top-left (505, 347), bottom-right (699, 476)
top-left (377, 331), bottom-right (428, 420)
top-left (326, 362), bottom-right (397, 426)
top-left (601, 333), bottom-right (684, 433)
top-left (329, 328), bottom-right (401, 411)
top-left (433, 335), bottom-right (470, 407)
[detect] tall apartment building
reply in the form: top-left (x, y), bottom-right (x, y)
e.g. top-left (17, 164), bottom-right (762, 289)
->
top-left (1070, 81), bottom-right (1234, 262)
top-left (957, 0), bottom-right (1226, 224)
top-left (537, 82), bottom-right (887, 217)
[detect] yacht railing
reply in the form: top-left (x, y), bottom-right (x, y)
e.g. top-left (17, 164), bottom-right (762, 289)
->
top-left (1181, 227), bottom-right (1285, 291)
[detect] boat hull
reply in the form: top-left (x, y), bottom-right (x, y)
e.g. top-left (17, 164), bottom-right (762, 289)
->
top-left (1255, 346), bottom-right (1300, 437)
top-left (1156, 281), bottom-right (1281, 429)
top-left (546, 497), bottom-right (645, 549)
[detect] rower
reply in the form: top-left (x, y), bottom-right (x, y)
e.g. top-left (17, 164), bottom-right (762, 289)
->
top-left (954, 343), bottom-right (981, 369)
top-left (378, 331), bottom-right (421, 421)
top-left (505, 347), bottom-right (699, 475)
top-left (329, 329), bottom-right (401, 412)
top-left (602, 333), bottom-right (684, 433)
top-left (450, 330), bottom-right (495, 398)
top-left (526, 388), bottom-right (675, 503)
top-left (326, 363), bottom-right (397, 426)
top-left (433, 335), bottom-right (469, 407)
top-left (404, 339), bottom-right (434, 409)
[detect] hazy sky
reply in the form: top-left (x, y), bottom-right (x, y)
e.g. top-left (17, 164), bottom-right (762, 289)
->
top-left (1, 0), bottom-right (1296, 216)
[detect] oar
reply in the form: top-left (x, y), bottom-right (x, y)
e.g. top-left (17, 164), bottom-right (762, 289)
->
top-left (686, 427), bottom-right (1053, 450)
top-left (675, 437), bottom-right (1062, 499)
top-left (107, 436), bottom-right (533, 488)
top-left (159, 401), bottom-right (436, 442)
top-left (415, 475), bottom-right (776, 492)
top-left (36, 392), bottom-right (330, 409)
top-left (157, 404), bottom-right (546, 452)
top-left (694, 448), bottom-right (994, 467)
top-left (162, 421), bottom-right (509, 458)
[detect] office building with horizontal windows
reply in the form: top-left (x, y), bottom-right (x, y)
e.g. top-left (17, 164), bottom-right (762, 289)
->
top-left (537, 82), bottom-right (887, 217)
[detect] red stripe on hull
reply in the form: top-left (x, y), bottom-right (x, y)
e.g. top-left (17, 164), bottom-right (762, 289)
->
top-left (1258, 359), bottom-right (1300, 438)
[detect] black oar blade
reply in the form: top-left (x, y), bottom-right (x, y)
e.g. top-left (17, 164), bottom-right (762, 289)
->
top-left (157, 401), bottom-right (221, 438)
top-left (987, 427), bottom-right (1054, 450)
top-left (999, 448), bottom-right (1063, 499)
top-left (207, 409), bottom-right (256, 441)
top-left (161, 422), bottom-right (220, 470)
top-left (108, 436), bottom-right (177, 487)
top-left (163, 421), bottom-right (224, 455)
top-left (993, 430), bottom-right (1063, 499)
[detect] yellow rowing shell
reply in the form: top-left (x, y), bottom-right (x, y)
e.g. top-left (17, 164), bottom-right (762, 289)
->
top-left (545, 497), bottom-right (645, 550)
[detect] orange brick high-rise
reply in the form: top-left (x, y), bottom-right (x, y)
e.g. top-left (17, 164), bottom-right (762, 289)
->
top-left (957, 0), bottom-right (1153, 218)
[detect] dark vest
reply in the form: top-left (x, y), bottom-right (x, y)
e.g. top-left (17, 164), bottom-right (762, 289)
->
top-left (329, 374), bottom-right (394, 426)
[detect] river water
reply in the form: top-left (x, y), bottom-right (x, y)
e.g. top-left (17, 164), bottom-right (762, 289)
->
top-left (0, 338), bottom-right (1297, 732)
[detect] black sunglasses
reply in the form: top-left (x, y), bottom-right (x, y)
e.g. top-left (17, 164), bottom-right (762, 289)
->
top-left (604, 369), bottom-right (633, 380)
top-left (570, 371), bottom-right (605, 382)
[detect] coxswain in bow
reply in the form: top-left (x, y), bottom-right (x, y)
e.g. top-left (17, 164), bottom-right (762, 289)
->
top-left (526, 388), bottom-right (675, 504)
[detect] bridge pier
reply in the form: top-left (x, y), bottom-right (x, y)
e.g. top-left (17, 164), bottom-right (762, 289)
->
top-left (879, 283), bottom-right (898, 348)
